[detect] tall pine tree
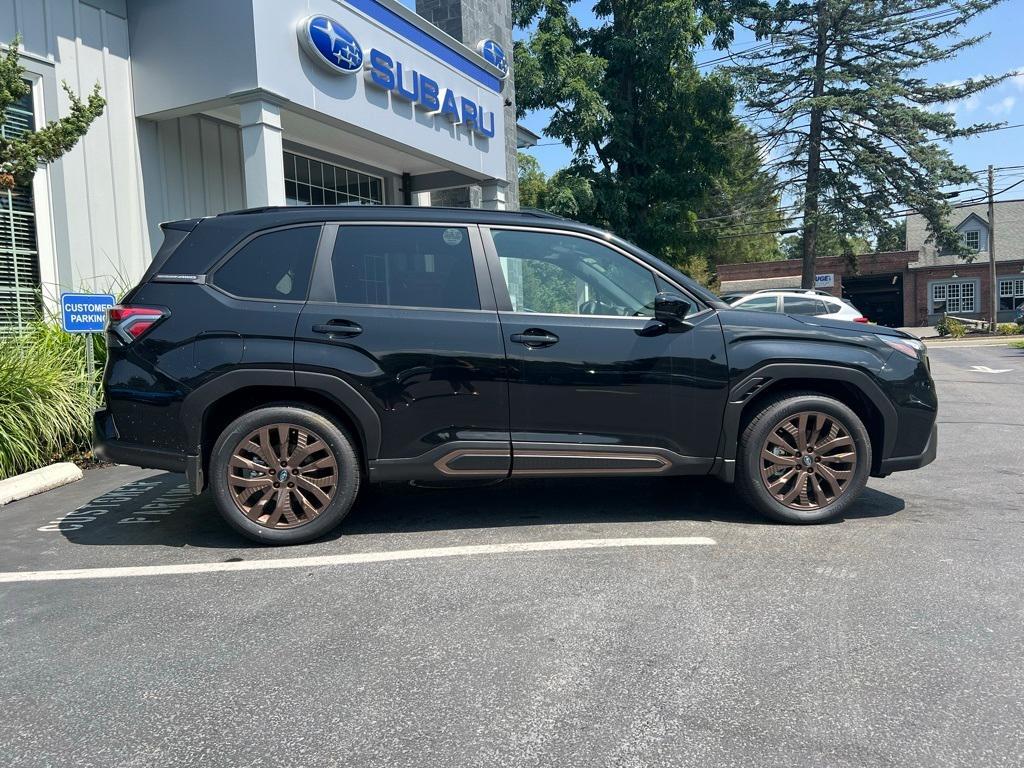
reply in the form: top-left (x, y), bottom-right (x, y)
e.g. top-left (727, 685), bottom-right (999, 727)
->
top-left (733, 0), bottom-right (1007, 287)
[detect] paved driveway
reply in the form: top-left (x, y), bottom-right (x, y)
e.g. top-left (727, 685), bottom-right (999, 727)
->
top-left (1, 343), bottom-right (1022, 767)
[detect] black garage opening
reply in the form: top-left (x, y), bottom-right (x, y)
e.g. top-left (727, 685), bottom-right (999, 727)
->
top-left (843, 273), bottom-right (904, 327)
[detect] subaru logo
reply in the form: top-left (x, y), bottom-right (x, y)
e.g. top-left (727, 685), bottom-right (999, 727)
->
top-left (298, 15), bottom-right (363, 74)
top-left (477, 39), bottom-right (509, 79)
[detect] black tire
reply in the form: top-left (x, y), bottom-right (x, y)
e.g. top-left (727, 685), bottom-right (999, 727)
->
top-left (209, 405), bottom-right (361, 544)
top-left (735, 392), bottom-right (872, 524)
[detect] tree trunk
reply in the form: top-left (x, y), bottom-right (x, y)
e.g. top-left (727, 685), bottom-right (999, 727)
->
top-left (801, 0), bottom-right (829, 290)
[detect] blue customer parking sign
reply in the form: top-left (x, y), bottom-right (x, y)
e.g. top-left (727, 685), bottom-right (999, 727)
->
top-left (61, 293), bottom-right (115, 334)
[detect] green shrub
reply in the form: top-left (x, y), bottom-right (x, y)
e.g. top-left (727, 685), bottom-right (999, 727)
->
top-left (936, 316), bottom-right (950, 337)
top-left (996, 323), bottom-right (1020, 336)
top-left (941, 318), bottom-right (967, 338)
top-left (0, 323), bottom-right (101, 480)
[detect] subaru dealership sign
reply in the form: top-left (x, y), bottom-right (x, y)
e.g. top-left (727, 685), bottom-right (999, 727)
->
top-left (298, 16), bottom-right (364, 73)
top-left (287, 3), bottom-right (507, 179)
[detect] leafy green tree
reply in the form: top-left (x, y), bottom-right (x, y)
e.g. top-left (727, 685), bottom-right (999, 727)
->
top-left (517, 152), bottom-right (597, 220)
top-left (513, 0), bottom-right (748, 265)
top-left (732, 0), bottom-right (1007, 287)
top-left (875, 218), bottom-right (907, 252)
top-left (517, 152), bottom-right (548, 209)
top-left (0, 37), bottom-right (105, 190)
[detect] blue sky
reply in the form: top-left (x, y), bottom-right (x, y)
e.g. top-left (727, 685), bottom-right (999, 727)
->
top-left (512, 1), bottom-right (1024, 197)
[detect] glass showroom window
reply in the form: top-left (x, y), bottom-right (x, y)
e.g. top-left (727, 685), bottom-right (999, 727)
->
top-left (961, 230), bottom-right (980, 252)
top-left (933, 281), bottom-right (975, 314)
top-left (284, 152), bottom-right (384, 206)
top-left (998, 278), bottom-right (1024, 311)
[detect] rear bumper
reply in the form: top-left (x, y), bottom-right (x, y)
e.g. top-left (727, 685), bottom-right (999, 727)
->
top-left (877, 423), bottom-right (938, 475)
top-left (94, 409), bottom-right (204, 493)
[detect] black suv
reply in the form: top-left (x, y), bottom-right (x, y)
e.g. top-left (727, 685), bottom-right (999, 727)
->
top-left (96, 207), bottom-right (937, 544)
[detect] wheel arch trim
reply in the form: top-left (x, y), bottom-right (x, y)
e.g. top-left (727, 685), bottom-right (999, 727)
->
top-left (181, 369), bottom-right (383, 471)
top-left (716, 363), bottom-right (898, 477)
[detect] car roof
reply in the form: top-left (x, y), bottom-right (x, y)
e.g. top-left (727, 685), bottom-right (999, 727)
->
top-left (737, 291), bottom-right (841, 301)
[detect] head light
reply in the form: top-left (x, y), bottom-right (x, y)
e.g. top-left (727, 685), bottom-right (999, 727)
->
top-left (877, 334), bottom-right (925, 360)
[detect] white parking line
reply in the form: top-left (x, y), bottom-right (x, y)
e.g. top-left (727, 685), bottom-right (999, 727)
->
top-left (0, 537), bottom-right (717, 584)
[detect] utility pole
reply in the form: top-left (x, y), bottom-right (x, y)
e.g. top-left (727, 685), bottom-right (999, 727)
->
top-left (988, 165), bottom-right (997, 332)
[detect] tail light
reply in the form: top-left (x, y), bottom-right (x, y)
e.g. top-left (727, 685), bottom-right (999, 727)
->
top-left (107, 306), bottom-right (167, 343)
top-left (854, 317), bottom-right (869, 324)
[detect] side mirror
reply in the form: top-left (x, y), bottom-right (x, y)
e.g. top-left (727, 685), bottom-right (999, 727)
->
top-left (654, 292), bottom-right (691, 325)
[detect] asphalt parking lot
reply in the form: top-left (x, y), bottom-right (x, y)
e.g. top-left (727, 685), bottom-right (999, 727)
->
top-left (1, 342), bottom-right (1022, 767)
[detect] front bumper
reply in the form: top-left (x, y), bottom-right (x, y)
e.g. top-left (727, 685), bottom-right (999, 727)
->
top-left (877, 423), bottom-right (938, 475)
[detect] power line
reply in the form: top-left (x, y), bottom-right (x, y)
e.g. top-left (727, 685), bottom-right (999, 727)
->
top-left (697, 182), bottom-right (1024, 238)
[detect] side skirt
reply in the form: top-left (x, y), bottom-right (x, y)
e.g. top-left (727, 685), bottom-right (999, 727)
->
top-left (367, 442), bottom-right (713, 484)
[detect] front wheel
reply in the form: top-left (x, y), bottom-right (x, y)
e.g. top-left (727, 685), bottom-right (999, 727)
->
top-left (209, 406), bottom-right (360, 544)
top-left (736, 393), bottom-right (872, 523)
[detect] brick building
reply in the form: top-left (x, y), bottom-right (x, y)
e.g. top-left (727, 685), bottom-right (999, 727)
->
top-left (718, 199), bottom-right (1024, 327)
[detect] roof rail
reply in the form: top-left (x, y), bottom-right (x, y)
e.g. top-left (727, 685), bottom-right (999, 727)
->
top-left (519, 207), bottom-right (566, 220)
top-left (217, 204), bottom-right (568, 218)
top-left (753, 288), bottom-right (831, 296)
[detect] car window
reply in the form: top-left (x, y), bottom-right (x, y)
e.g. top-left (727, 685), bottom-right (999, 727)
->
top-left (332, 226), bottom-right (480, 310)
top-left (213, 226), bottom-right (320, 301)
top-left (735, 296), bottom-right (779, 312)
top-left (823, 299), bottom-right (845, 315)
top-left (490, 230), bottom-right (657, 316)
top-left (784, 296), bottom-right (827, 315)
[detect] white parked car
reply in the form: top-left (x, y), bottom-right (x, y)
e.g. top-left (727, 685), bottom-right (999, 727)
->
top-left (728, 290), bottom-right (869, 323)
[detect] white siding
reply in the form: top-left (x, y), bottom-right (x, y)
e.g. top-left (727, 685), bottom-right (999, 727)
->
top-left (1, 0), bottom-right (150, 294)
top-left (138, 115), bottom-right (245, 248)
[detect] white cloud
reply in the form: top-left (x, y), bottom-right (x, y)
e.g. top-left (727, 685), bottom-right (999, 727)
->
top-left (988, 96), bottom-right (1017, 116)
top-left (1012, 68), bottom-right (1024, 92)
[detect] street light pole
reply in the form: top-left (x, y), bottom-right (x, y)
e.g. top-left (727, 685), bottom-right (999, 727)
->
top-left (988, 165), bottom-right (997, 331)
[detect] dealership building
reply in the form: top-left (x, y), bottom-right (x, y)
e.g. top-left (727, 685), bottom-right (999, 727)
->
top-left (1, 0), bottom-right (529, 327)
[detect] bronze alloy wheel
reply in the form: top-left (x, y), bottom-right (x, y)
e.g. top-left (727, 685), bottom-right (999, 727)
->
top-left (759, 411), bottom-right (858, 512)
top-left (227, 424), bottom-right (339, 529)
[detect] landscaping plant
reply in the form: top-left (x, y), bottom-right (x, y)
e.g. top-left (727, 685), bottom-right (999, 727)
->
top-left (0, 322), bottom-right (101, 480)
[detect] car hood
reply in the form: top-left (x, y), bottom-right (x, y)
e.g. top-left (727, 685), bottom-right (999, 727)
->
top-left (791, 315), bottom-right (910, 338)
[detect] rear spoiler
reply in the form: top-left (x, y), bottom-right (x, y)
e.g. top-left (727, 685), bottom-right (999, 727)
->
top-left (122, 219), bottom-right (203, 303)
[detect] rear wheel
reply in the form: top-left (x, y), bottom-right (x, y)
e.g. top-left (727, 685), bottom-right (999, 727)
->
top-left (210, 406), bottom-right (360, 544)
top-left (736, 393), bottom-right (871, 523)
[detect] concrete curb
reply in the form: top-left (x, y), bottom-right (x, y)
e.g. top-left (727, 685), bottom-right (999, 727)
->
top-left (0, 463), bottom-right (84, 506)
top-left (923, 336), bottom-right (1023, 347)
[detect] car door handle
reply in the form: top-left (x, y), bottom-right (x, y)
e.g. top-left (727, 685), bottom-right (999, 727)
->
top-left (312, 320), bottom-right (363, 338)
top-left (510, 330), bottom-right (559, 348)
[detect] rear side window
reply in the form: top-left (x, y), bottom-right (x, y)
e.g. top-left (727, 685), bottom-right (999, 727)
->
top-left (784, 297), bottom-right (827, 315)
top-left (331, 226), bottom-right (480, 310)
top-left (213, 226), bottom-right (320, 301)
top-left (736, 296), bottom-right (779, 312)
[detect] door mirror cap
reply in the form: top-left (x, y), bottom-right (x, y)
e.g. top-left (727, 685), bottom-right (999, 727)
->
top-left (654, 292), bottom-right (692, 325)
